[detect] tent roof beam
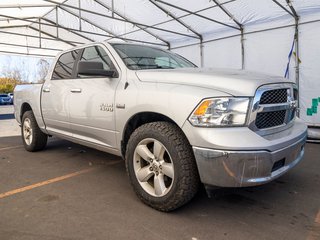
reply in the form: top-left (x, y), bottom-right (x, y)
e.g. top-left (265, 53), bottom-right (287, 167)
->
top-left (150, 0), bottom-right (202, 39)
top-left (41, 17), bottom-right (94, 43)
top-left (42, 0), bottom-right (198, 39)
top-left (286, 0), bottom-right (299, 20)
top-left (154, 0), bottom-right (240, 30)
top-left (0, 14), bottom-right (167, 47)
top-left (113, 0), bottom-right (237, 42)
top-left (211, 0), bottom-right (242, 29)
top-left (93, 0), bottom-right (170, 49)
top-left (0, 25), bottom-right (29, 29)
top-left (0, 28), bottom-right (85, 45)
top-left (29, 25), bottom-right (76, 47)
top-left (0, 4), bottom-right (56, 9)
top-left (57, 5), bottom-right (120, 39)
top-left (272, 0), bottom-right (295, 18)
top-left (0, 42), bottom-right (63, 52)
top-left (0, 50), bottom-right (55, 58)
top-left (45, 11), bottom-right (168, 46)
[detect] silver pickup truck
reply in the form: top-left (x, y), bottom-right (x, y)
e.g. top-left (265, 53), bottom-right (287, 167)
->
top-left (14, 42), bottom-right (307, 211)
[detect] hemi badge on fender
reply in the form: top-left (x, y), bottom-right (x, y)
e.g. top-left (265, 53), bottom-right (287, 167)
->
top-left (116, 103), bottom-right (126, 109)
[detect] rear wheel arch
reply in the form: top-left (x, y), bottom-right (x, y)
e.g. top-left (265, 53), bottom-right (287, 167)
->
top-left (20, 103), bottom-right (33, 122)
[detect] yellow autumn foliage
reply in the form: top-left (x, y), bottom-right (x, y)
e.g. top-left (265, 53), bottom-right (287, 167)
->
top-left (0, 77), bottom-right (25, 93)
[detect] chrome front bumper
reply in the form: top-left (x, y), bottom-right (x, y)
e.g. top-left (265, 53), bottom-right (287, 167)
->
top-left (192, 133), bottom-right (307, 188)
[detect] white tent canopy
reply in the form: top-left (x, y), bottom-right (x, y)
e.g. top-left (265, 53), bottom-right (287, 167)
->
top-left (0, 0), bottom-right (320, 132)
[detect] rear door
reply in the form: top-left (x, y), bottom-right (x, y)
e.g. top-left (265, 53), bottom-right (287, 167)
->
top-left (68, 44), bottom-right (120, 149)
top-left (41, 49), bottom-right (80, 136)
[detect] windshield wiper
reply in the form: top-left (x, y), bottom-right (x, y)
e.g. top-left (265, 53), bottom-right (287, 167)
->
top-left (127, 63), bottom-right (175, 69)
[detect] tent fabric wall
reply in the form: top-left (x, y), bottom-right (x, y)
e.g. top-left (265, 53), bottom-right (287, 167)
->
top-left (0, 0), bottom-right (319, 135)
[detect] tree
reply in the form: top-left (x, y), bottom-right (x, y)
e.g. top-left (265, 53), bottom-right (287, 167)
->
top-left (37, 59), bottom-right (50, 83)
top-left (0, 77), bottom-right (24, 93)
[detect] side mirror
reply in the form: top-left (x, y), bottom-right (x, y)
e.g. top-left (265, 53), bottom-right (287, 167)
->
top-left (77, 61), bottom-right (118, 78)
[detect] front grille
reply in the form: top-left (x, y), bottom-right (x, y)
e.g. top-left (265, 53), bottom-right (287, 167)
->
top-left (259, 88), bottom-right (288, 104)
top-left (256, 110), bottom-right (286, 129)
top-left (249, 84), bottom-right (297, 133)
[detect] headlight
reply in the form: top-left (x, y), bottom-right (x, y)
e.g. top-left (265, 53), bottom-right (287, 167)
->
top-left (189, 97), bottom-right (250, 127)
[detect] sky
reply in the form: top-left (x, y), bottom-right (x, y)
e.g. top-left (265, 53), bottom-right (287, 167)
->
top-left (0, 54), bottom-right (53, 83)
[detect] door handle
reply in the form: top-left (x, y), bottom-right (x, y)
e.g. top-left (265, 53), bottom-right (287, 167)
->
top-left (43, 88), bottom-right (50, 93)
top-left (70, 88), bottom-right (82, 93)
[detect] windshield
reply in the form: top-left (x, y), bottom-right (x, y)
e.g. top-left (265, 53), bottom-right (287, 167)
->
top-left (111, 44), bottom-right (197, 70)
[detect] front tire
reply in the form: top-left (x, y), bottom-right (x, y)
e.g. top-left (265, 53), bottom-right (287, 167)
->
top-left (126, 122), bottom-right (199, 212)
top-left (21, 110), bottom-right (47, 152)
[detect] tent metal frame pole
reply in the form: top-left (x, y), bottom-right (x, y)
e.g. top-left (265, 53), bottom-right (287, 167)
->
top-left (0, 50), bottom-right (55, 58)
top-left (286, 0), bottom-right (300, 116)
top-left (0, 29), bottom-right (85, 45)
top-left (0, 4), bottom-right (57, 9)
top-left (211, 0), bottom-right (244, 69)
top-left (272, 0), bottom-right (295, 18)
top-left (0, 25), bottom-right (29, 29)
top-left (93, 0), bottom-right (170, 49)
top-left (0, 17), bottom-right (37, 22)
top-left (78, 0), bottom-right (82, 31)
top-left (149, 0), bottom-right (204, 66)
top-left (154, 0), bottom-right (240, 30)
top-left (0, 42), bottom-right (63, 52)
top-left (38, 18), bottom-right (42, 48)
top-left (241, 28), bottom-right (245, 69)
top-left (55, 6), bottom-right (59, 38)
top-left (215, 0), bottom-right (245, 68)
top-left (42, 0), bottom-right (198, 39)
top-left (171, 19), bottom-right (320, 50)
top-left (111, 0), bottom-right (114, 18)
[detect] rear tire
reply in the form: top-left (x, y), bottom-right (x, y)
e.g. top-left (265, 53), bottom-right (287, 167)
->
top-left (21, 110), bottom-right (47, 152)
top-left (126, 122), bottom-right (199, 212)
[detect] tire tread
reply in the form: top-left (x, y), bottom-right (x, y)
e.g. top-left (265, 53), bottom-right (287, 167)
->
top-left (22, 110), bottom-right (47, 152)
top-left (126, 121), bottom-right (199, 211)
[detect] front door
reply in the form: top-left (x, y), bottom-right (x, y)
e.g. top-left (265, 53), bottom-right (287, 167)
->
top-left (68, 45), bottom-right (120, 149)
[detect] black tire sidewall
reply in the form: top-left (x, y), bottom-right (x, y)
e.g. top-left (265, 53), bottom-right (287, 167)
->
top-left (126, 122), bottom-right (197, 210)
top-left (21, 111), bottom-right (47, 152)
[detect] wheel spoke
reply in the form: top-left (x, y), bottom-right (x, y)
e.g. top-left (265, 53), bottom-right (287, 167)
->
top-left (161, 162), bottom-right (174, 179)
top-left (24, 120), bottom-right (30, 129)
top-left (154, 174), bottom-right (167, 196)
top-left (136, 145), bottom-right (154, 161)
top-left (136, 166), bottom-right (154, 182)
top-left (153, 140), bottom-right (165, 160)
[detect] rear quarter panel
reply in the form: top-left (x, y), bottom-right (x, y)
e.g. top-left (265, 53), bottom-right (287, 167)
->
top-left (14, 84), bottom-right (46, 131)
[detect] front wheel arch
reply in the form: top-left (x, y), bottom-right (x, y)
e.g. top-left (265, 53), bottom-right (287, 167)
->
top-left (121, 112), bottom-right (179, 158)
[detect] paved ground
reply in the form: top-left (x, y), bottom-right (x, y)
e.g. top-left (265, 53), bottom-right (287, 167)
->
top-left (0, 106), bottom-right (319, 240)
top-left (0, 105), bottom-right (20, 137)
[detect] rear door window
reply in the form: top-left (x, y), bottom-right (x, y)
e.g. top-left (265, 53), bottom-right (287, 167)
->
top-left (52, 50), bottom-right (80, 80)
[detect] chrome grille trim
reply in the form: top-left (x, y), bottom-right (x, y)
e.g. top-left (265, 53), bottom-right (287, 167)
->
top-left (248, 83), bottom-right (298, 136)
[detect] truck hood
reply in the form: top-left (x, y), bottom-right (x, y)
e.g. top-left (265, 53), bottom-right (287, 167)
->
top-left (135, 68), bottom-right (294, 96)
